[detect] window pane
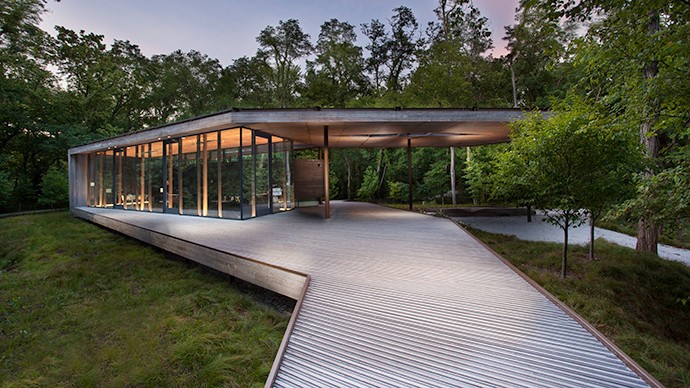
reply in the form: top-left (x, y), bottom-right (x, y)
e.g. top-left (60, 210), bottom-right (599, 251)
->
top-left (147, 142), bottom-right (164, 213)
top-left (241, 129), bottom-right (254, 219)
top-left (166, 141), bottom-right (181, 213)
top-left (102, 151), bottom-right (113, 207)
top-left (87, 151), bottom-right (112, 208)
top-left (180, 136), bottom-right (199, 215)
top-left (82, 129), bottom-right (291, 219)
top-left (255, 134), bottom-right (271, 217)
top-left (114, 149), bottom-right (125, 208)
top-left (220, 128), bottom-right (242, 219)
top-left (272, 139), bottom-right (293, 211)
top-left (123, 146), bottom-right (138, 210)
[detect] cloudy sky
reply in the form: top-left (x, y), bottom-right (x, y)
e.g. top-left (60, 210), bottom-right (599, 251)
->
top-left (39, 0), bottom-right (520, 66)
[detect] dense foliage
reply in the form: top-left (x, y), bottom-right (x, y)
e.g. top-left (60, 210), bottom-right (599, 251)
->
top-left (0, 0), bottom-right (510, 212)
top-left (496, 102), bottom-right (640, 276)
top-left (1, 0), bottom-right (688, 255)
top-left (470, 0), bottom-right (689, 254)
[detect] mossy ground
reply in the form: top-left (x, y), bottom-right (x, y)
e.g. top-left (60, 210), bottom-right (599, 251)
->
top-left (0, 212), bottom-right (291, 386)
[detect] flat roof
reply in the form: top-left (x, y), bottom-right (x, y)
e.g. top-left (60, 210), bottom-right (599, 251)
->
top-left (69, 108), bottom-right (531, 154)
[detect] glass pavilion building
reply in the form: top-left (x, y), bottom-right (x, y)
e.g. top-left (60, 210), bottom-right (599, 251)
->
top-left (83, 127), bottom-right (293, 220)
top-left (70, 108), bottom-right (524, 220)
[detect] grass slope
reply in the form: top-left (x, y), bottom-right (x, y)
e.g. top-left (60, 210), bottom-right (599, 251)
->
top-left (0, 212), bottom-right (291, 387)
top-left (467, 227), bottom-right (690, 387)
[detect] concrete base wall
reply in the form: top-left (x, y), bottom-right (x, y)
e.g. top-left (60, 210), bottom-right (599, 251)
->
top-left (68, 153), bottom-right (89, 209)
top-left (72, 208), bottom-right (308, 300)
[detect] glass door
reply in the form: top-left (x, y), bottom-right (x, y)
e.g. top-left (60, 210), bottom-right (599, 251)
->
top-left (113, 148), bottom-right (125, 209)
top-left (254, 132), bottom-right (272, 217)
top-left (163, 139), bottom-right (181, 214)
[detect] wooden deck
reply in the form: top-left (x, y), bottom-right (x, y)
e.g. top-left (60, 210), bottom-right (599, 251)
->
top-left (74, 201), bottom-right (655, 387)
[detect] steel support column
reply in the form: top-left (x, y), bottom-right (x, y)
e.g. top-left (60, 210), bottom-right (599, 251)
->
top-left (407, 136), bottom-right (413, 211)
top-left (324, 126), bottom-right (330, 219)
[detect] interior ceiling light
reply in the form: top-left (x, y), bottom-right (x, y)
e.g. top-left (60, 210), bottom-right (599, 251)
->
top-left (333, 133), bottom-right (470, 138)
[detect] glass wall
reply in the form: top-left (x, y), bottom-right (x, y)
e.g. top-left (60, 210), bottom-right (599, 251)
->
top-left (220, 128), bottom-right (242, 219)
top-left (180, 136), bottom-right (199, 215)
top-left (164, 140), bottom-right (180, 212)
top-left (149, 142), bottom-right (164, 212)
top-left (94, 142), bottom-right (166, 213)
top-left (87, 151), bottom-right (113, 208)
top-left (200, 133), bottom-right (217, 217)
top-left (240, 129), bottom-right (254, 218)
top-left (85, 127), bottom-right (293, 220)
top-left (272, 137), bottom-right (294, 211)
top-left (122, 146), bottom-right (138, 210)
top-left (114, 148), bottom-right (125, 208)
top-left (255, 134), bottom-right (272, 217)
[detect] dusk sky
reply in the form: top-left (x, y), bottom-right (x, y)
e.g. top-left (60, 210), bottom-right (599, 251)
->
top-left (39, 0), bottom-right (520, 66)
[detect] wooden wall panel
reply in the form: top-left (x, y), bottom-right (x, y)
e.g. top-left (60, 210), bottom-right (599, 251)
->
top-left (293, 159), bottom-right (324, 200)
top-left (69, 154), bottom-right (89, 209)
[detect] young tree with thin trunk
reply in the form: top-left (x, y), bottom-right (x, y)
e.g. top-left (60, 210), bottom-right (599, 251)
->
top-left (503, 103), bottom-right (637, 277)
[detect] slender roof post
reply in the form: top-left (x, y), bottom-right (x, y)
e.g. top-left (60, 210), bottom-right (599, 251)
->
top-left (450, 146), bottom-right (456, 206)
top-left (162, 143), bottom-right (168, 211)
top-left (202, 134), bottom-right (208, 216)
top-left (178, 141), bottom-right (183, 214)
top-left (324, 126), bottom-right (330, 219)
top-left (407, 136), bottom-right (413, 211)
top-left (217, 131), bottom-right (222, 218)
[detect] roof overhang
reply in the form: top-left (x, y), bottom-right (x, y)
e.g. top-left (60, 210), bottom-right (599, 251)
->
top-left (69, 108), bottom-right (532, 155)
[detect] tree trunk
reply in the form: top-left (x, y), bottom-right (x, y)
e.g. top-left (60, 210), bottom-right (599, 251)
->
top-left (346, 161), bottom-right (352, 200)
top-left (375, 149), bottom-right (385, 199)
top-left (510, 63), bottom-right (518, 108)
top-left (407, 137), bottom-right (413, 210)
top-left (561, 215), bottom-right (569, 279)
top-left (450, 146), bottom-right (456, 206)
top-left (527, 205), bottom-right (532, 223)
top-left (636, 218), bottom-right (661, 254)
top-left (467, 147), bottom-right (478, 206)
top-left (589, 214), bottom-right (596, 261)
top-left (637, 10), bottom-right (661, 253)
top-left (378, 163), bottom-right (387, 198)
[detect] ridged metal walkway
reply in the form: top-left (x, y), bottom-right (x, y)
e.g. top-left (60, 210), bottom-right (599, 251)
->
top-left (77, 202), bottom-right (651, 387)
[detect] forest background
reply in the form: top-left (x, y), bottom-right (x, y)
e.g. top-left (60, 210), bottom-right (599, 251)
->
top-left (1, 0), bottom-right (688, 253)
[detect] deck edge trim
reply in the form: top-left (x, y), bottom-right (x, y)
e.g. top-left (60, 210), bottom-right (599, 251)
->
top-left (265, 275), bottom-right (311, 387)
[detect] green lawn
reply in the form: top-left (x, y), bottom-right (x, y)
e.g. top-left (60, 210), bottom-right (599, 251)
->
top-left (0, 212), bottom-right (291, 387)
top-left (466, 227), bottom-right (690, 387)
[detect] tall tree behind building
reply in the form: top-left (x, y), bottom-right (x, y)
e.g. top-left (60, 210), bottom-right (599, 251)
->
top-left (407, 0), bottom-right (510, 107)
top-left (256, 19), bottom-right (312, 108)
top-left (503, 0), bottom-right (575, 109)
top-left (303, 19), bottom-right (368, 107)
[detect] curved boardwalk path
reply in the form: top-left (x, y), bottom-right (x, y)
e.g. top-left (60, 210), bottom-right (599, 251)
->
top-left (77, 202), bottom-right (651, 387)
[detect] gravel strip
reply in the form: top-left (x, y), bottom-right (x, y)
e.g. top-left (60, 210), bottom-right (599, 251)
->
top-left (454, 215), bottom-right (690, 267)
